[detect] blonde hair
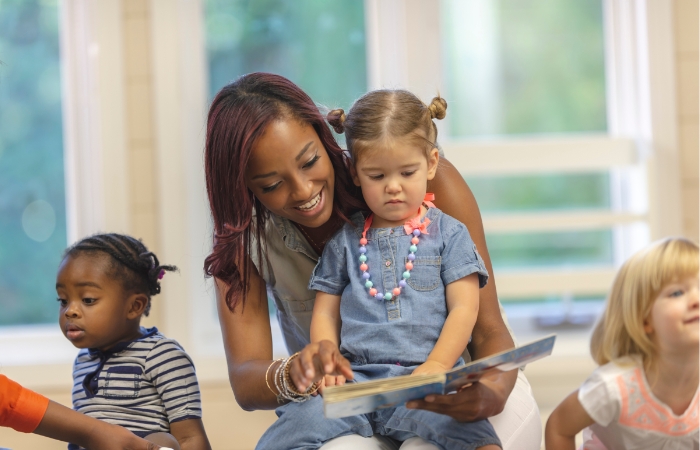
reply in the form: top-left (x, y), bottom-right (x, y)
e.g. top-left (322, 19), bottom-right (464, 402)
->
top-left (590, 237), bottom-right (699, 366)
top-left (327, 89), bottom-right (446, 164)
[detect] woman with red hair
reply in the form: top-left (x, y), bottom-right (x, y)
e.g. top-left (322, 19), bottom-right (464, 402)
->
top-left (204, 72), bottom-right (541, 450)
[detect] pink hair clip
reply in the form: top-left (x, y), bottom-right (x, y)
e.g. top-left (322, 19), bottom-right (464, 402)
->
top-left (158, 269), bottom-right (165, 280)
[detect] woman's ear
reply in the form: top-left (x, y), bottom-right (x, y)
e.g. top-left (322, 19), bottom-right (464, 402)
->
top-left (126, 293), bottom-right (149, 319)
top-left (426, 148), bottom-right (440, 181)
top-left (643, 315), bottom-right (654, 335)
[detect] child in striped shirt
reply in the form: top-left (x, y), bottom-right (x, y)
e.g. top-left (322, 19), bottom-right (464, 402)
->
top-left (56, 233), bottom-right (211, 450)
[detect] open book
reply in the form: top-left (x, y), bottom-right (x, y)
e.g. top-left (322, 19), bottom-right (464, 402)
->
top-left (322, 334), bottom-right (555, 419)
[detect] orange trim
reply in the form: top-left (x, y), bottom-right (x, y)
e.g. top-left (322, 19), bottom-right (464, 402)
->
top-left (0, 375), bottom-right (50, 433)
top-left (617, 368), bottom-right (699, 436)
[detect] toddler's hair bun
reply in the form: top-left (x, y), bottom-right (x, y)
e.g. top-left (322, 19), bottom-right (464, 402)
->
top-left (428, 96), bottom-right (447, 120)
top-left (327, 108), bottom-right (346, 134)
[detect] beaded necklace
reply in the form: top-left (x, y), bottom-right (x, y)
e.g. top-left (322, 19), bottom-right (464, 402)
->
top-left (359, 193), bottom-right (435, 301)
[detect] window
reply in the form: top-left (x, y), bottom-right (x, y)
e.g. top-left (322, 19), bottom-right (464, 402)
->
top-left (0, 0), bottom-right (66, 326)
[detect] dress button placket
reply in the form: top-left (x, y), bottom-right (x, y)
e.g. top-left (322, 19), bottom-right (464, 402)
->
top-left (379, 235), bottom-right (400, 321)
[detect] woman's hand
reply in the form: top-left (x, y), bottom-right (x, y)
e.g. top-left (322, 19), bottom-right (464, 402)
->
top-left (289, 340), bottom-right (354, 392)
top-left (405, 369), bottom-right (514, 422)
top-left (411, 360), bottom-right (449, 376)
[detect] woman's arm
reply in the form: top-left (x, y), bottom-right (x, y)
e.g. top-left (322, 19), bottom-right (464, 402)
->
top-left (409, 157), bottom-right (518, 421)
top-left (215, 261), bottom-right (280, 410)
top-left (545, 390), bottom-right (594, 450)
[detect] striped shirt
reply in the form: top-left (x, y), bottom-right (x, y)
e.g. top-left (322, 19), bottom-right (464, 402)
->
top-left (70, 327), bottom-right (202, 437)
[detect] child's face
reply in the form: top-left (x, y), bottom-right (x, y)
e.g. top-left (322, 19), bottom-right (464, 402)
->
top-left (644, 274), bottom-right (699, 352)
top-left (352, 137), bottom-right (439, 228)
top-left (56, 254), bottom-right (147, 351)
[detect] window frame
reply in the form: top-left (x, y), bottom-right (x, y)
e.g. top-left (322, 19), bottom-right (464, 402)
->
top-left (3, 0), bottom-right (682, 384)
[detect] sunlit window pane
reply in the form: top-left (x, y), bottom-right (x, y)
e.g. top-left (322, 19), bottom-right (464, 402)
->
top-left (205, 0), bottom-right (367, 109)
top-left (0, 0), bottom-right (65, 325)
top-left (487, 230), bottom-right (613, 270)
top-left (465, 173), bottom-right (610, 213)
top-left (441, 0), bottom-right (607, 138)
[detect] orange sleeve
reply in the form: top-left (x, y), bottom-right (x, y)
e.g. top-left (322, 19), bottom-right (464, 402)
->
top-left (0, 375), bottom-right (50, 433)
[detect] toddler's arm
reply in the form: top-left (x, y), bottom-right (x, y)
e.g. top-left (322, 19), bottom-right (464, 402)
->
top-left (545, 390), bottom-right (595, 450)
top-left (169, 419), bottom-right (211, 450)
top-left (307, 292), bottom-right (351, 391)
top-left (413, 273), bottom-right (480, 375)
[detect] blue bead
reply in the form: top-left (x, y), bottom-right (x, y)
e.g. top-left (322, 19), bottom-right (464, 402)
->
top-left (409, 245), bottom-right (417, 253)
top-left (365, 280), bottom-right (373, 288)
top-left (384, 293), bottom-right (392, 300)
top-left (399, 280), bottom-right (407, 288)
top-left (362, 272), bottom-right (370, 279)
top-left (408, 253), bottom-right (416, 261)
top-left (359, 246), bottom-right (367, 254)
top-left (359, 254), bottom-right (367, 262)
top-left (413, 229), bottom-right (421, 236)
top-left (403, 271), bottom-right (411, 279)
top-left (375, 292), bottom-right (384, 300)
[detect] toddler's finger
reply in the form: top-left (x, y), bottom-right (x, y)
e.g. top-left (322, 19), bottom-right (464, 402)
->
top-left (299, 345), bottom-right (319, 379)
top-left (317, 341), bottom-right (338, 374)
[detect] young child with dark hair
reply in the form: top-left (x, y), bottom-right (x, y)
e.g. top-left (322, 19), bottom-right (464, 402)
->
top-left (56, 233), bottom-right (212, 450)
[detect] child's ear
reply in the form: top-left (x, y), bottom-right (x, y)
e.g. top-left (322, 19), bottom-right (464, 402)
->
top-left (426, 147), bottom-right (439, 181)
top-left (350, 164), bottom-right (361, 187)
top-left (126, 293), bottom-right (149, 319)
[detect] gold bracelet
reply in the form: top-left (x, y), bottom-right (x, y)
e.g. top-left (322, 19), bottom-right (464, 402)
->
top-left (265, 358), bottom-right (283, 396)
top-left (284, 352), bottom-right (321, 396)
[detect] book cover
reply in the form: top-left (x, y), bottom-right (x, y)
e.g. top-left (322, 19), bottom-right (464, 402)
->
top-left (323, 334), bottom-right (556, 419)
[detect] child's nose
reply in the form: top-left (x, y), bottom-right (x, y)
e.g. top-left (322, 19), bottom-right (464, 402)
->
top-left (65, 302), bottom-right (81, 317)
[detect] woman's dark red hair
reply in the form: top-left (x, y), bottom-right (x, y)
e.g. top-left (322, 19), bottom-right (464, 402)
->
top-left (204, 72), bottom-right (365, 311)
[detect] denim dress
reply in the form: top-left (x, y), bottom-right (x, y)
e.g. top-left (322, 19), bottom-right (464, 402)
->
top-left (256, 208), bottom-right (501, 450)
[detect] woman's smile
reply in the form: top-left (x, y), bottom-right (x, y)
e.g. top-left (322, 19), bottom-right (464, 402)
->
top-left (246, 119), bottom-right (335, 228)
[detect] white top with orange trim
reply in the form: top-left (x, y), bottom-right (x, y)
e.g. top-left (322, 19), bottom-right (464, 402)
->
top-left (578, 356), bottom-right (699, 450)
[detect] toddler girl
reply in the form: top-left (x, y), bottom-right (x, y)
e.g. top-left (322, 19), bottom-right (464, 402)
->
top-left (257, 90), bottom-right (501, 450)
top-left (545, 237), bottom-right (699, 449)
top-left (56, 233), bottom-right (211, 450)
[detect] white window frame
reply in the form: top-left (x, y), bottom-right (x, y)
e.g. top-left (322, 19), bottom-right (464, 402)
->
top-left (365, 0), bottom-right (681, 300)
top-left (4, 0), bottom-right (681, 386)
top-left (0, 0), bottom-right (132, 385)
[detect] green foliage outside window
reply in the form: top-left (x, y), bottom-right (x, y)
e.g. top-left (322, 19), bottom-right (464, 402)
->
top-left (0, 0), bottom-right (66, 325)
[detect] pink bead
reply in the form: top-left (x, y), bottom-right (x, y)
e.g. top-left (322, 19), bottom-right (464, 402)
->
top-left (360, 263), bottom-right (368, 272)
top-left (360, 238), bottom-right (368, 245)
top-left (369, 288), bottom-right (377, 297)
top-left (405, 262), bottom-right (413, 270)
top-left (393, 288), bottom-right (401, 296)
top-left (411, 237), bottom-right (419, 245)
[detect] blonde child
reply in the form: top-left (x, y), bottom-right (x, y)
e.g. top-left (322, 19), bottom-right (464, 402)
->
top-left (545, 237), bottom-right (699, 449)
top-left (57, 233), bottom-right (212, 450)
top-left (257, 90), bottom-right (501, 450)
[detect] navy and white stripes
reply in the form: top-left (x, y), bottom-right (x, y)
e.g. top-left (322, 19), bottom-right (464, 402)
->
top-left (71, 327), bottom-right (202, 435)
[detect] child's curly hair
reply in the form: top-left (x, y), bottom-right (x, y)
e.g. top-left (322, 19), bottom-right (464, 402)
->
top-left (63, 233), bottom-right (177, 316)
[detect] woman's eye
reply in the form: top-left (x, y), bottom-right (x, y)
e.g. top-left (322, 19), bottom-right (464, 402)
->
top-left (262, 182), bottom-right (281, 193)
top-left (302, 155), bottom-right (320, 169)
top-left (83, 298), bottom-right (97, 305)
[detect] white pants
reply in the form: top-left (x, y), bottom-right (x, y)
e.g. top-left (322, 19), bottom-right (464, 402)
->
top-left (319, 371), bottom-right (541, 450)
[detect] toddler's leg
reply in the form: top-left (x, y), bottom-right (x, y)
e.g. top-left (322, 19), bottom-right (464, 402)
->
top-left (377, 406), bottom-right (501, 450)
top-left (256, 396), bottom-right (373, 450)
top-left (144, 432), bottom-right (180, 450)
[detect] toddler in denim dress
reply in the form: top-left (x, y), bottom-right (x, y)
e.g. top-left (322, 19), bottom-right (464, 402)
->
top-left (256, 90), bottom-right (501, 450)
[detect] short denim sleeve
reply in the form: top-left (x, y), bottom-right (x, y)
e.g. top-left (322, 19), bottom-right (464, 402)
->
top-left (439, 216), bottom-right (489, 288)
top-left (308, 232), bottom-right (350, 295)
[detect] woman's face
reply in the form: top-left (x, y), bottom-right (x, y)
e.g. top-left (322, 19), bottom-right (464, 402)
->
top-left (245, 119), bottom-right (335, 228)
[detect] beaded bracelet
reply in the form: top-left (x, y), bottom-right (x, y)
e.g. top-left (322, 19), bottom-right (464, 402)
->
top-left (272, 352), bottom-right (320, 403)
top-left (265, 358), bottom-right (283, 396)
